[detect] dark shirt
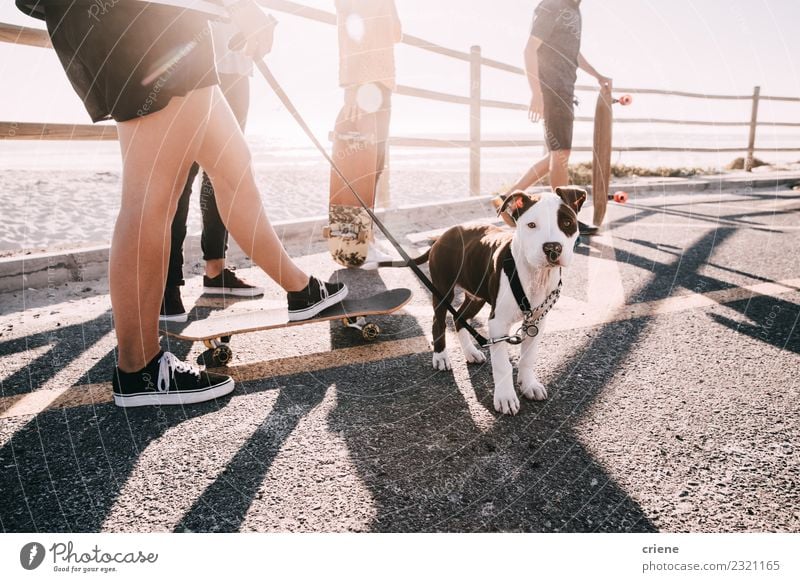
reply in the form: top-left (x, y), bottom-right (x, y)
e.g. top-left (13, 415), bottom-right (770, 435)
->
top-left (530, 0), bottom-right (582, 92)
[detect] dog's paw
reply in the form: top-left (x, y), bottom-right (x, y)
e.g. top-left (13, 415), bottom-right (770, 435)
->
top-left (493, 385), bottom-right (520, 415)
top-left (457, 329), bottom-right (487, 364)
top-left (463, 344), bottom-right (487, 364)
top-left (432, 351), bottom-right (452, 371)
top-left (520, 377), bottom-right (548, 401)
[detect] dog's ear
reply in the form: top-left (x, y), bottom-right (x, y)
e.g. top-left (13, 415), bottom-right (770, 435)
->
top-left (555, 186), bottom-right (588, 213)
top-left (497, 191), bottom-right (538, 226)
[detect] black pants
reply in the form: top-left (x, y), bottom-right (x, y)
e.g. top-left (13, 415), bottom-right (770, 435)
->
top-left (166, 73), bottom-right (250, 287)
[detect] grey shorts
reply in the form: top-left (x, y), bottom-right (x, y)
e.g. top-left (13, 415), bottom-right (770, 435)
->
top-left (542, 87), bottom-right (575, 151)
top-left (44, 2), bottom-right (219, 123)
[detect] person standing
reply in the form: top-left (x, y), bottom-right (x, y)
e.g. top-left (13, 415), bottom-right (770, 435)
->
top-left (161, 20), bottom-right (265, 323)
top-left (17, 0), bottom-right (348, 407)
top-left (506, 0), bottom-right (611, 235)
top-left (332, 0), bottom-right (402, 268)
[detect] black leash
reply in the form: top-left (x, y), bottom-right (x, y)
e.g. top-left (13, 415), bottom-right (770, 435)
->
top-left (253, 60), bottom-right (489, 347)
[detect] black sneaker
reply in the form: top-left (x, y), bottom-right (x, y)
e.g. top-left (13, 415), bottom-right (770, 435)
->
top-left (112, 351), bottom-right (234, 408)
top-left (578, 221), bottom-right (599, 236)
top-left (287, 276), bottom-right (348, 321)
top-left (160, 286), bottom-right (188, 323)
top-left (203, 268), bottom-right (265, 297)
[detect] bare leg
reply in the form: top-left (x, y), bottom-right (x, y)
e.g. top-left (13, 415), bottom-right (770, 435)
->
top-left (113, 86), bottom-right (308, 372)
top-left (508, 153), bottom-right (551, 193)
top-left (113, 92), bottom-right (210, 372)
top-left (193, 87), bottom-right (308, 292)
top-left (549, 149), bottom-right (571, 189)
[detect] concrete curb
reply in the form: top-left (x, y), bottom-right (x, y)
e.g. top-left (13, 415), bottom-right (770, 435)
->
top-left (2, 173), bottom-right (798, 295)
top-left (0, 196), bottom-right (497, 295)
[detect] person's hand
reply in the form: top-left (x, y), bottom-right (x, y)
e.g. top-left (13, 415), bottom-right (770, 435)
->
top-left (528, 92), bottom-right (544, 123)
top-left (243, 25), bottom-right (274, 59)
top-left (597, 74), bottom-right (613, 89)
top-left (227, 1), bottom-right (277, 59)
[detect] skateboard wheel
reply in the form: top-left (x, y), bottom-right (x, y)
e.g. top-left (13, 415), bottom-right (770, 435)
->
top-left (618, 94), bottom-right (633, 106)
top-left (611, 190), bottom-right (629, 203)
top-left (211, 344), bottom-right (233, 367)
top-left (322, 226), bottom-right (332, 239)
top-left (361, 323), bottom-right (380, 341)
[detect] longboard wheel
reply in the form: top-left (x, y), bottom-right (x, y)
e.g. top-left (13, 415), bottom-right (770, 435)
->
top-left (610, 190), bottom-right (629, 203)
top-left (362, 323), bottom-right (381, 341)
top-left (616, 94), bottom-right (633, 106)
top-left (211, 344), bottom-right (233, 367)
top-left (322, 226), bottom-right (332, 239)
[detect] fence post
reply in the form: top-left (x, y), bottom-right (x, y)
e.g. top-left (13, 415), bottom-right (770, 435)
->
top-left (469, 45), bottom-right (482, 196)
top-left (745, 85), bottom-right (761, 172)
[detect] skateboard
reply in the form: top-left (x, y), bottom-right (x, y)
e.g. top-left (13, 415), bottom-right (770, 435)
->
top-left (323, 109), bottom-right (379, 268)
top-left (160, 288), bottom-right (412, 367)
top-left (592, 87), bottom-right (632, 226)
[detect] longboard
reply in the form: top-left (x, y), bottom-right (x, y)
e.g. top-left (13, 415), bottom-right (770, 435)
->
top-left (161, 288), bottom-right (412, 366)
top-left (592, 84), bottom-right (614, 227)
top-left (324, 109), bottom-right (378, 268)
top-left (592, 89), bottom-right (633, 227)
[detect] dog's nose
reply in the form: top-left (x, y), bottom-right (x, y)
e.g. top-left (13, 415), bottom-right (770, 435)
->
top-left (543, 242), bottom-right (562, 263)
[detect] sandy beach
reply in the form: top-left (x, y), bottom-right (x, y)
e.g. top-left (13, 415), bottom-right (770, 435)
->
top-left (1, 136), bottom-right (798, 255)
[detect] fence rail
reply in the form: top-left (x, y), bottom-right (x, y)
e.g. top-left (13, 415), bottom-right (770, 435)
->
top-left (3, 1), bottom-right (800, 195)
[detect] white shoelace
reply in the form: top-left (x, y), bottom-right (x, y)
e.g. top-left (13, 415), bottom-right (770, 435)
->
top-left (315, 277), bottom-right (329, 302)
top-left (157, 352), bottom-right (200, 393)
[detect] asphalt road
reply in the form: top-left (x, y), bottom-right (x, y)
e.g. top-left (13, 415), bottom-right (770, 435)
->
top-left (1, 186), bottom-right (798, 532)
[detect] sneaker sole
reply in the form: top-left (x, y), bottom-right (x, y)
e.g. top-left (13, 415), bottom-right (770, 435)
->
top-left (159, 313), bottom-right (189, 323)
top-left (113, 378), bottom-right (235, 408)
top-left (287, 285), bottom-right (349, 321)
top-left (202, 287), bottom-right (265, 297)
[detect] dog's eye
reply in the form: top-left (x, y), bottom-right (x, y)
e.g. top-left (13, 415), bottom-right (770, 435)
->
top-left (527, 222), bottom-right (536, 229)
top-left (563, 219), bottom-right (572, 227)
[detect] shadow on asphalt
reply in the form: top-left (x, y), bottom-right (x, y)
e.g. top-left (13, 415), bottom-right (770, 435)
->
top-left (4, 221), bottom-right (792, 532)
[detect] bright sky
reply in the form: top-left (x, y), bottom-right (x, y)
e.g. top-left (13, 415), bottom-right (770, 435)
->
top-left (1, 0), bottom-right (798, 141)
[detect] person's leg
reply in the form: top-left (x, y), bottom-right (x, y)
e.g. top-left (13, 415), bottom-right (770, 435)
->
top-left (114, 86), bottom-right (326, 372)
top-left (193, 86), bottom-right (313, 291)
top-left (507, 154), bottom-right (551, 193)
top-left (166, 162), bottom-right (199, 289)
top-left (113, 93), bottom-right (214, 372)
top-left (549, 149), bottom-right (571, 189)
top-left (200, 73), bottom-right (249, 279)
top-left (374, 86), bottom-right (392, 186)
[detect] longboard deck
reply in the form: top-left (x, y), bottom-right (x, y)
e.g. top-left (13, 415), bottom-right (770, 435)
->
top-left (161, 288), bottom-right (412, 342)
top-left (327, 110), bottom-right (378, 267)
top-left (592, 84), bottom-right (613, 227)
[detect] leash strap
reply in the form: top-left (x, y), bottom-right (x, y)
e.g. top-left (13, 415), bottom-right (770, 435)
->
top-left (254, 60), bottom-right (489, 347)
top-left (502, 255), bottom-right (532, 315)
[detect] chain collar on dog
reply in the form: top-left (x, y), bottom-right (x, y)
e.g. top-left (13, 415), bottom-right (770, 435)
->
top-left (489, 257), bottom-right (563, 346)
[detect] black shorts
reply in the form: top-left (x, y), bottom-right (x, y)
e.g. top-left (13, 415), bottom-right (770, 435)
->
top-left (44, 2), bottom-right (219, 123)
top-left (542, 86), bottom-right (575, 151)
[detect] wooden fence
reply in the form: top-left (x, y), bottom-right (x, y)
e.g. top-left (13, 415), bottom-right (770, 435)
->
top-left (2, 1), bottom-right (800, 196)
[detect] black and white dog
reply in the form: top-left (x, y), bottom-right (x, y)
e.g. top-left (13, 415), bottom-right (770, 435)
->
top-left (406, 186), bottom-right (586, 415)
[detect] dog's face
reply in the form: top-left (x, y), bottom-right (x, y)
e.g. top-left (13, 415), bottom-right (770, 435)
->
top-left (498, 187), bottom-right (587, 269)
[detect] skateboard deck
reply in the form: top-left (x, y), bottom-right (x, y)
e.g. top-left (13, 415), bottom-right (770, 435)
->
top-left (325, 109), bottom-right (378, 268)
top-left (161, 289), bottom-right (412, 366)
top-left (592, 84), bottom-right (614, 227)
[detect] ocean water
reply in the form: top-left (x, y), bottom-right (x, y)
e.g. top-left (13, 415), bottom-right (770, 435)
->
top-left (1, 130), bottom-right (798, 252)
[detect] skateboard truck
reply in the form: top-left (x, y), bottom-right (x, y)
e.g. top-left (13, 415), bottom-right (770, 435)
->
top-left (341, 316), bottom-right (381, 341)
top-left (322, 223), bottom-right (370, 243)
